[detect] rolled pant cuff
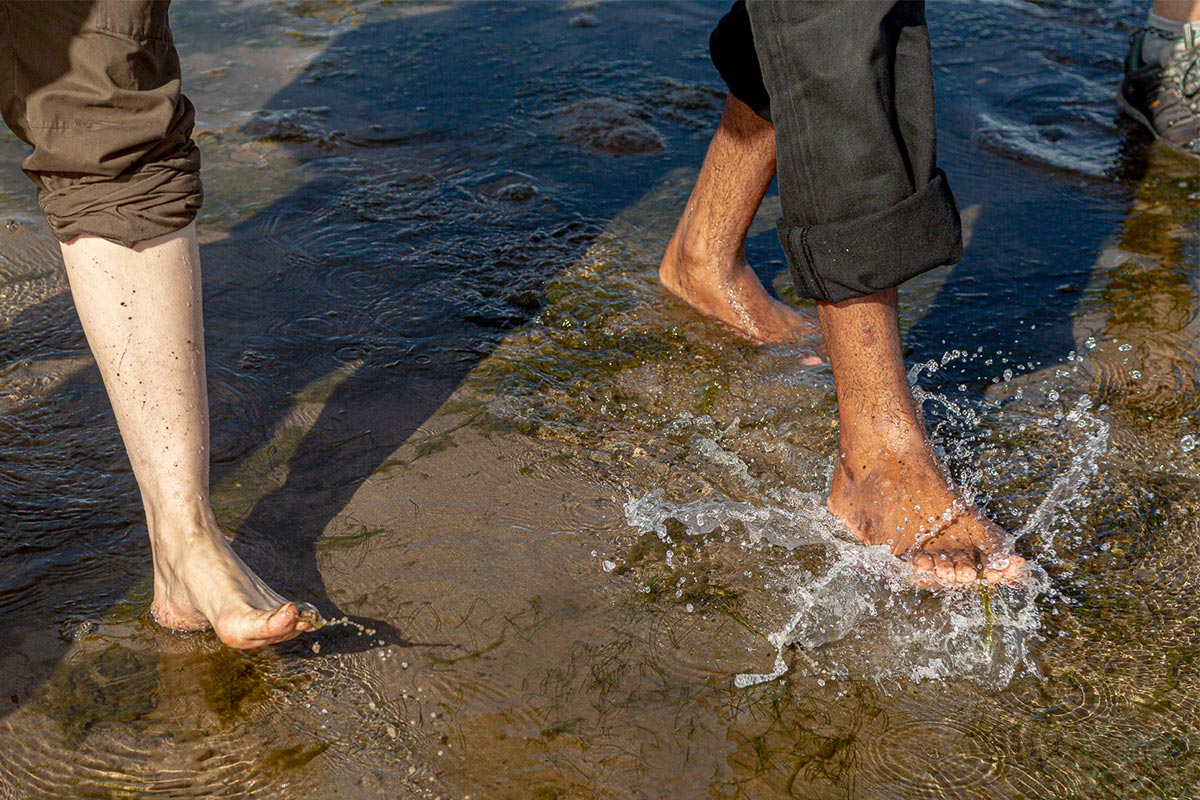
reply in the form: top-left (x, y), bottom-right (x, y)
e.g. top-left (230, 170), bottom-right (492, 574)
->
top-left (38, 158), bottom-right (203, 248)
top-left (779, 169), bottom-right (963, 303)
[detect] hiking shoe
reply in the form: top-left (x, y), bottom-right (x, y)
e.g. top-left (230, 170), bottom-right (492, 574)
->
top-left (1119, 25), bottom-right (1200, 156)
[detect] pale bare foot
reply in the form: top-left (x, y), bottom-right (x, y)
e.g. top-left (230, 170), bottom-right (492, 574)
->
top-left (150, 522), bottom-right (323, 649)
top-left (828, 442), bottom-right (1027, 588)
top-left (60, 227), bottom-right (321, 651)
top-left (660, 231), bottom-right (822, 350)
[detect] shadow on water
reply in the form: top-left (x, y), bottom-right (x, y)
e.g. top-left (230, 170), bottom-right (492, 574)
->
top-left (203, 0), bottom-right (725, 641)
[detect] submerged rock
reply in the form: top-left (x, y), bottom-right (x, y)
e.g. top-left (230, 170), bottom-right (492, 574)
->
top-left (496, 182), bottom-right (538, 202)
top-left (552, 97), bottom-right (665, 155)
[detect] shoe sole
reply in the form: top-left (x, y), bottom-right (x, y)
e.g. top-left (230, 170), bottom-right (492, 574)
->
top-left (1117, 85), bottom-right (1200, 159)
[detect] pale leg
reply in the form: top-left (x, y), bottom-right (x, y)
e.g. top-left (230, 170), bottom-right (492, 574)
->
top-left (60, 223), bottom-right (320, 648)
top-left (1153, 0), bottom-right (1200, 21)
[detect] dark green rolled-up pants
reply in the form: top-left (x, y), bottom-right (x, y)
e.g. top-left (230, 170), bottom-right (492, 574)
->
top-left (0, 0), bottom-right (202, 247)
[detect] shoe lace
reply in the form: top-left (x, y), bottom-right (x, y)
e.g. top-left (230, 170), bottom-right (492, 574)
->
top-left (1181, 51), bottom-right (1200, 97)
top-left (1180, 22), bottom-right (1200, 98)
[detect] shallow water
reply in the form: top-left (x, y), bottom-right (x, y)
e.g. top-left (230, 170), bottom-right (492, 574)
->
top-left (0, 0), bottom-right (1197, 797)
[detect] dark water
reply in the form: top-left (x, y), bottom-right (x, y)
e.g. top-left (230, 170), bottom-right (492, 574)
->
top-left (0, 0), bottom-right (1197, 797)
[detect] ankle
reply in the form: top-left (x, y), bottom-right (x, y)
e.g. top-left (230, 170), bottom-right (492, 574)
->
top-left (145, 497), bottom-right (222, 546)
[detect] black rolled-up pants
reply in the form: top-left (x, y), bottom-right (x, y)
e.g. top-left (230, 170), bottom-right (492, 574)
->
top-left (711, 0), bottom-right (962, 304)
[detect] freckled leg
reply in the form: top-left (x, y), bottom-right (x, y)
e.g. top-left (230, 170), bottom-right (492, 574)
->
top-left (60, 222), bottom-right (322, 648)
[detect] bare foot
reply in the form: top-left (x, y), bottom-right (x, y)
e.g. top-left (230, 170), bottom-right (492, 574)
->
top-left (660, 231), bottom-right (823, 351)
top-left (150, 523), bottom-right (322, 649)
top-left (661, 92), bottom-right (821, 353)
top-left (828, 442), bottom-right (1027, 588)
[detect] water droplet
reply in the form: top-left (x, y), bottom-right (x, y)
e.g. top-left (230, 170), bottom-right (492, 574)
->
top-left (1118, 343), bottom-right (1132, 352)
top-left (602, 560), bottom-right (617, 572)
top-left (1129, 370), bottom-right (1141, 379)
top-left (1181, 434), bottom-right (1196, 453)
top-left (1048, 390), bottom-right (1060, 401)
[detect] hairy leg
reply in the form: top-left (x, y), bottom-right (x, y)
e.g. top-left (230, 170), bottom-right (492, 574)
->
top-left (660, 93), bottom-right (820, 350)
top-left (820, 289), bottom-right (1026, 586)
top-left (61, 223), bottom-right (321, 647)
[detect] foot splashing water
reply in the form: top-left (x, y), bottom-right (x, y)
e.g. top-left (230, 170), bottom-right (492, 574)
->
top-left (624, 346), bottom-right (1113, 690)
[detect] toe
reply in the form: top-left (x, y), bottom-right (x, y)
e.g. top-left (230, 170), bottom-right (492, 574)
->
top-left (954, 555), bottom-right (978, 585)
top-left (934, 554), bottom-right (959, 583)
top-left (215, 603), bottom-right (308, 650)
top-left (910, 551), bottom-right (936, 577)
top-left (982, 552), bottom-right (1027, 586)
top-left (265, 603), bottom-right (300, 638)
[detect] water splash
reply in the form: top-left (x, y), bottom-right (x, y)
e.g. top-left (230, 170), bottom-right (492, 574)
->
top-left (626, 489), bottom-right (1044, 689)
top-left (623, 353), bottom-right (1115, 690)
top-left (1015, 395), bottom-right (1110, 556)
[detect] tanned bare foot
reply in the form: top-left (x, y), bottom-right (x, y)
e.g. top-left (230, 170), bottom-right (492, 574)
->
top-left (150, 517), bottom-right (323, 649)
top-left (660, 231), bottom-right (821, 348)
top-left (662, 92), bottom-right (821, 351)
top-left (819, 289), bottom-right (1027, 589)
top-left (828, 441), bottom-right (1027, 587)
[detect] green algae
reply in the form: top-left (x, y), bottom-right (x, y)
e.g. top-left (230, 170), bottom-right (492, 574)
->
top-left (195, 648), bottom-right (273, 725)
top-left (316, 523), bottom-right (389, 551)
top-left (41, 645), bottom-right (158, 746)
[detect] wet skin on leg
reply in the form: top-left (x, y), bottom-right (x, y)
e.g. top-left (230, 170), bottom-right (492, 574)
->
top-left (60, 223), bottom-right (322, 648)
top-left (820, 289), bottom-right (1028, 586)
top-left (660, 93), bottom-right (822, 351)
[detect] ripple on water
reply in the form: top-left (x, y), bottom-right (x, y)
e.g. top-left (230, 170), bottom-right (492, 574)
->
top-left (998, 667), bottom-right (1112, 726)
top-left (858, 718), bottom-right (1003, 798)
top-left (0, 640), bottom-right (283, 797)
top-left (972, 112), bottom-right (1116, 179)
top-left (0, 218), bottom-right (66, 322)
top-left (0, 633), bottom-right (430, 799)
top-left (417, 667), bottom-right (549, 737)
top-left (488, 444), bottom-right (625, 537)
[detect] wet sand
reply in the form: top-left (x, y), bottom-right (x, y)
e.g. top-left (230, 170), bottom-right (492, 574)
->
top-left (1, 0), bottom-right (1199, 797)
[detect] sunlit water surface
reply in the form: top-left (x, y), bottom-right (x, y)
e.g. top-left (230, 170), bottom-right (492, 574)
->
top-left (0, 1), bottom-right (1197, 797)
